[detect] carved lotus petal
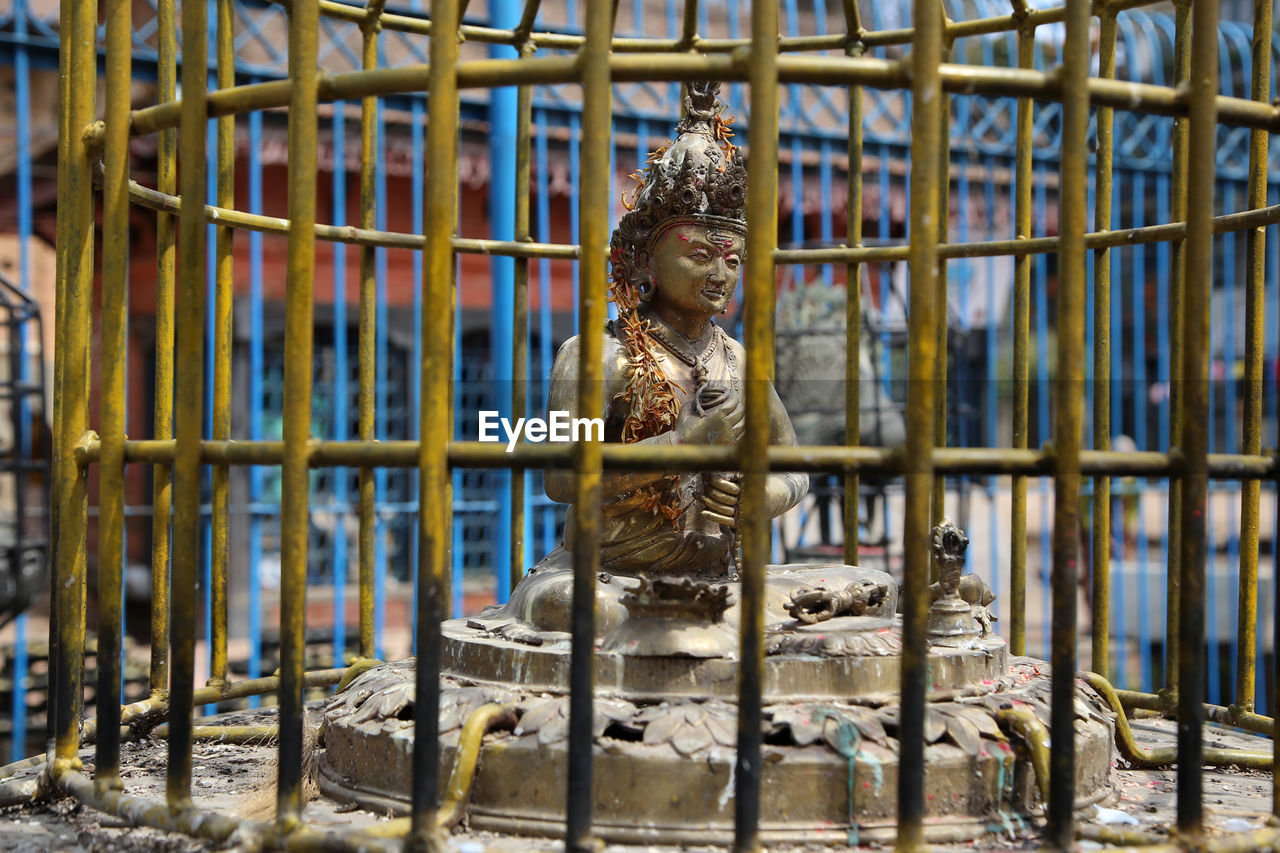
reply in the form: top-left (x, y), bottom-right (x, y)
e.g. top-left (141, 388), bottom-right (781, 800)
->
top-left (641, 710), bottom-right (682, 746)
top-left (515, 697), bottom-right (564, 737)
top-left (671, 722), bottom-right (714, 756)
top-left (851, 713), bottom-right (888, 746)
top-left (705, 713), bottom-right (736, 747)
top-left (538, 712), bottom-right (570, 746)
top-left (821, 715), bottom-right (861, 756)
top-left (939, 710), bottom-right (982, 755)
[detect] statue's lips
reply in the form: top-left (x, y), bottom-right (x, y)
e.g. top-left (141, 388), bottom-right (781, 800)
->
top-left (701, 285), bottom-right (728, 300)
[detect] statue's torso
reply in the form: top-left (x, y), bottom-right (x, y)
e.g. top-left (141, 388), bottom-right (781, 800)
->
top-left (562, 320), bottom-right (741, 576)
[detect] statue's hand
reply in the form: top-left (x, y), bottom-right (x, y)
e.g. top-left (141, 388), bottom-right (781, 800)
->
top-left (674, 390), bottom-right (743, 445)
top-left (701, 474), bottom-right (740, 527)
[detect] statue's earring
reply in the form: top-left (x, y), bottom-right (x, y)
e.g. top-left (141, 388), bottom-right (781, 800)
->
top-left (638, 273), bottom-right (656, 302)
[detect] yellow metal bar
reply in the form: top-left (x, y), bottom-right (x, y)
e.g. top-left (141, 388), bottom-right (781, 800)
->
top-left (1089, 4), bottom-right (1118, 681)
top-left (566, 0), bottom-right (612, 847)
top-left (931, 25), bottom-right (953, 580)
top-left (49, 0), bottom-right (71, 745)
top-left (510, 49), bottom-right (534, 592)
top-left (1237, 0), bottom-right (1272, 717)
top-left (736, 2), bottom-right (780, 849)
top-left (277, 0), bottom-right (320, 827)
top-left (1009, 14), bottom-right (1034, 658)
top-left (116, 163), bottom-right (1280, 260)
top-left (168, 0), bottom-right (209, 810)
top-left (209, 0), bottom-right (236, 691)
top-left (843, 37), bottom-right (864, 568)
top-left (52, 0), bottom-right (96, 774)
top-left (149, 0), bottom-right (177, 703)
top-left (107, 54), bottom-right (1280, 143)
top-left (1047, 0), bottom-right (1090, 842)
top-left (77, 436), bottom-right (1280, 482)
top-left (1164, 0), bottom-right (1191, 697)
top-left (412, 0), bottom-right (459, 841)
top-left (357, 0), bottom-right (384, 662)
top-left (897, 0), bottom-right (944, 846)
top-left (95, 0), bottom-right (132, 793)
top-left (1176, 0), bottom-right (1221, 833)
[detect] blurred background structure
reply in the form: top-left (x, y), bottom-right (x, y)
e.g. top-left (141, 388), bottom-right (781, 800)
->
top-left (0, 0), bottom-right (1278, 762)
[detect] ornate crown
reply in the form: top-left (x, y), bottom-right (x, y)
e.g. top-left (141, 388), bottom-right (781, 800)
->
top-left (609, 81), bottom-right (748, 299)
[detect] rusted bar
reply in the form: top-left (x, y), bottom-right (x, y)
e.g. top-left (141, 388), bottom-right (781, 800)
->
top-left (52, 0), bottom-right (97, 776)
top-left (843, 31), bottom-right (864, 568)
top-left (357, 0), bottom-right (384, 663)
top-left (1047, 0), bottom-right (1089, 843)
top-left (95, 0), bottom-right (131, 792)
top-left (107, 54), bottom-right (1280, 143)
top-left (1009, 11), bottom-right (1034, 658)
top-left (76, 436), bottom-right (1280, 480)
top-left (1090, 3), bottom-right (1118, 681)
top-left (1237, 0), bottom-right (1272, 715)
top-left (167, 0), bottom-right (208, 810)
top-left (209, 0), bottom-right (236, 690)
top-left (566, 0), bottom-right (612, 846)
top-left (149, 0), bottom-right (177, 704)
top-left (897, 0), bottom-right (944, 846)
top-left (411, 0), bottom-right (459, 842)
top-left (510, 48), bottom-right (534, 592)
top-left (1176, 0), bottom-right (1220, 834)
top-left (1165, 0), bottom-right (1191, 697)
top-left (735, 1), bottom-right (780, 849)
top-left (931, 23), bottom-right (953, 578)
top-left (277, 0), bottom-right (320, 826)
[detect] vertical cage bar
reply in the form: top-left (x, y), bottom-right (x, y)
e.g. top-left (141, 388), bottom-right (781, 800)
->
top-left (332, 104), bottom-right (350, 668)
top-left (512, 45), bottom-right (535, 592)
top-left (150, 0), bottom-right (178, 703)
top-left (1009, 12), bottom-right (1033, 658)
top-left (209, 0), bottom-right (236, 690)
top-left (1090, 5), bottom-right (1118, 680)
top-left (896, 0), bottom-right (944, 846)
top-left (168, 0), bottom-right (209, 807)
top-left (358, 1), bottom-right (387, 661)
top-left (1047, 0), bottom-right (1090, 843)
top-left (1165, 0), bottom-right (1191, 694)
top-left (52, 0), bottom-right (96, 771)
top-left (567, 0), bottom-right (613, 846)
top-left (931, 23), bottom-right (952, 564)
top-left (413, 0), bottom-right (459, 838)
top-left (842, 14), bottom-right (864, 568)
top-left (735, 1), bottom-right (780, 849)
top-left (1237, 0), bottom-right (1271, 714)
top-left (277, 0), bottom-right (319, 825)
top-left (1176, 0), bottom-right (1220, 832)
top-left (96, 0), bottom-right (131, 791)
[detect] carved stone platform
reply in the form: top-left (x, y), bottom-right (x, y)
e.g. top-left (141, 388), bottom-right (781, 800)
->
top-left (317, 564), bottom-right (1117, 844)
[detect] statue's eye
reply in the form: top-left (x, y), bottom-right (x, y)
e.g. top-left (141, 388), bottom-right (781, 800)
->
top-left (724, 254), bottom-right (741, 269)
top-left (690, 249), bottom-right (711, 261)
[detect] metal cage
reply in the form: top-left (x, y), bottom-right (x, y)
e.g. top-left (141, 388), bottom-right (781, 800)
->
top-left (12, 0), bottom-right (1280, 848)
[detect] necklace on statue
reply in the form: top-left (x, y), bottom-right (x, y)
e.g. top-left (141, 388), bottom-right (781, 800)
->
top-left (646, 320), bottom-right (723, 415)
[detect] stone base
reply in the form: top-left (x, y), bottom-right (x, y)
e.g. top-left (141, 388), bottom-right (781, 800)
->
top-left (319, 658), bottom-right (1116, 844)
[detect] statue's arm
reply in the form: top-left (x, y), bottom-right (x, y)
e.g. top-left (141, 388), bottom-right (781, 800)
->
top-left (542, 334), bottom-right (678, 505)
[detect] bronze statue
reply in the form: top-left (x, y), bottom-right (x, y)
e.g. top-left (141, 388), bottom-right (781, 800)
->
top-left (495, 82), bottom-right (893, 641)
top-left (541, 80), bottom-right (806, 578)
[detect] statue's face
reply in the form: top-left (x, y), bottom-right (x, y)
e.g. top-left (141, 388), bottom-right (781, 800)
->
top-left (647, 223), bottom-right (744, 318)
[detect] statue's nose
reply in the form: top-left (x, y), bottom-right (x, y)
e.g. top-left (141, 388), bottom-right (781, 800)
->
top-left (707, 257), bottom-right (728, 283)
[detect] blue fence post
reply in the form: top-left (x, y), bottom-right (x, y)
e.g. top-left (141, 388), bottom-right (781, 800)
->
top-left (489, 0), bottom-right (519, 605)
